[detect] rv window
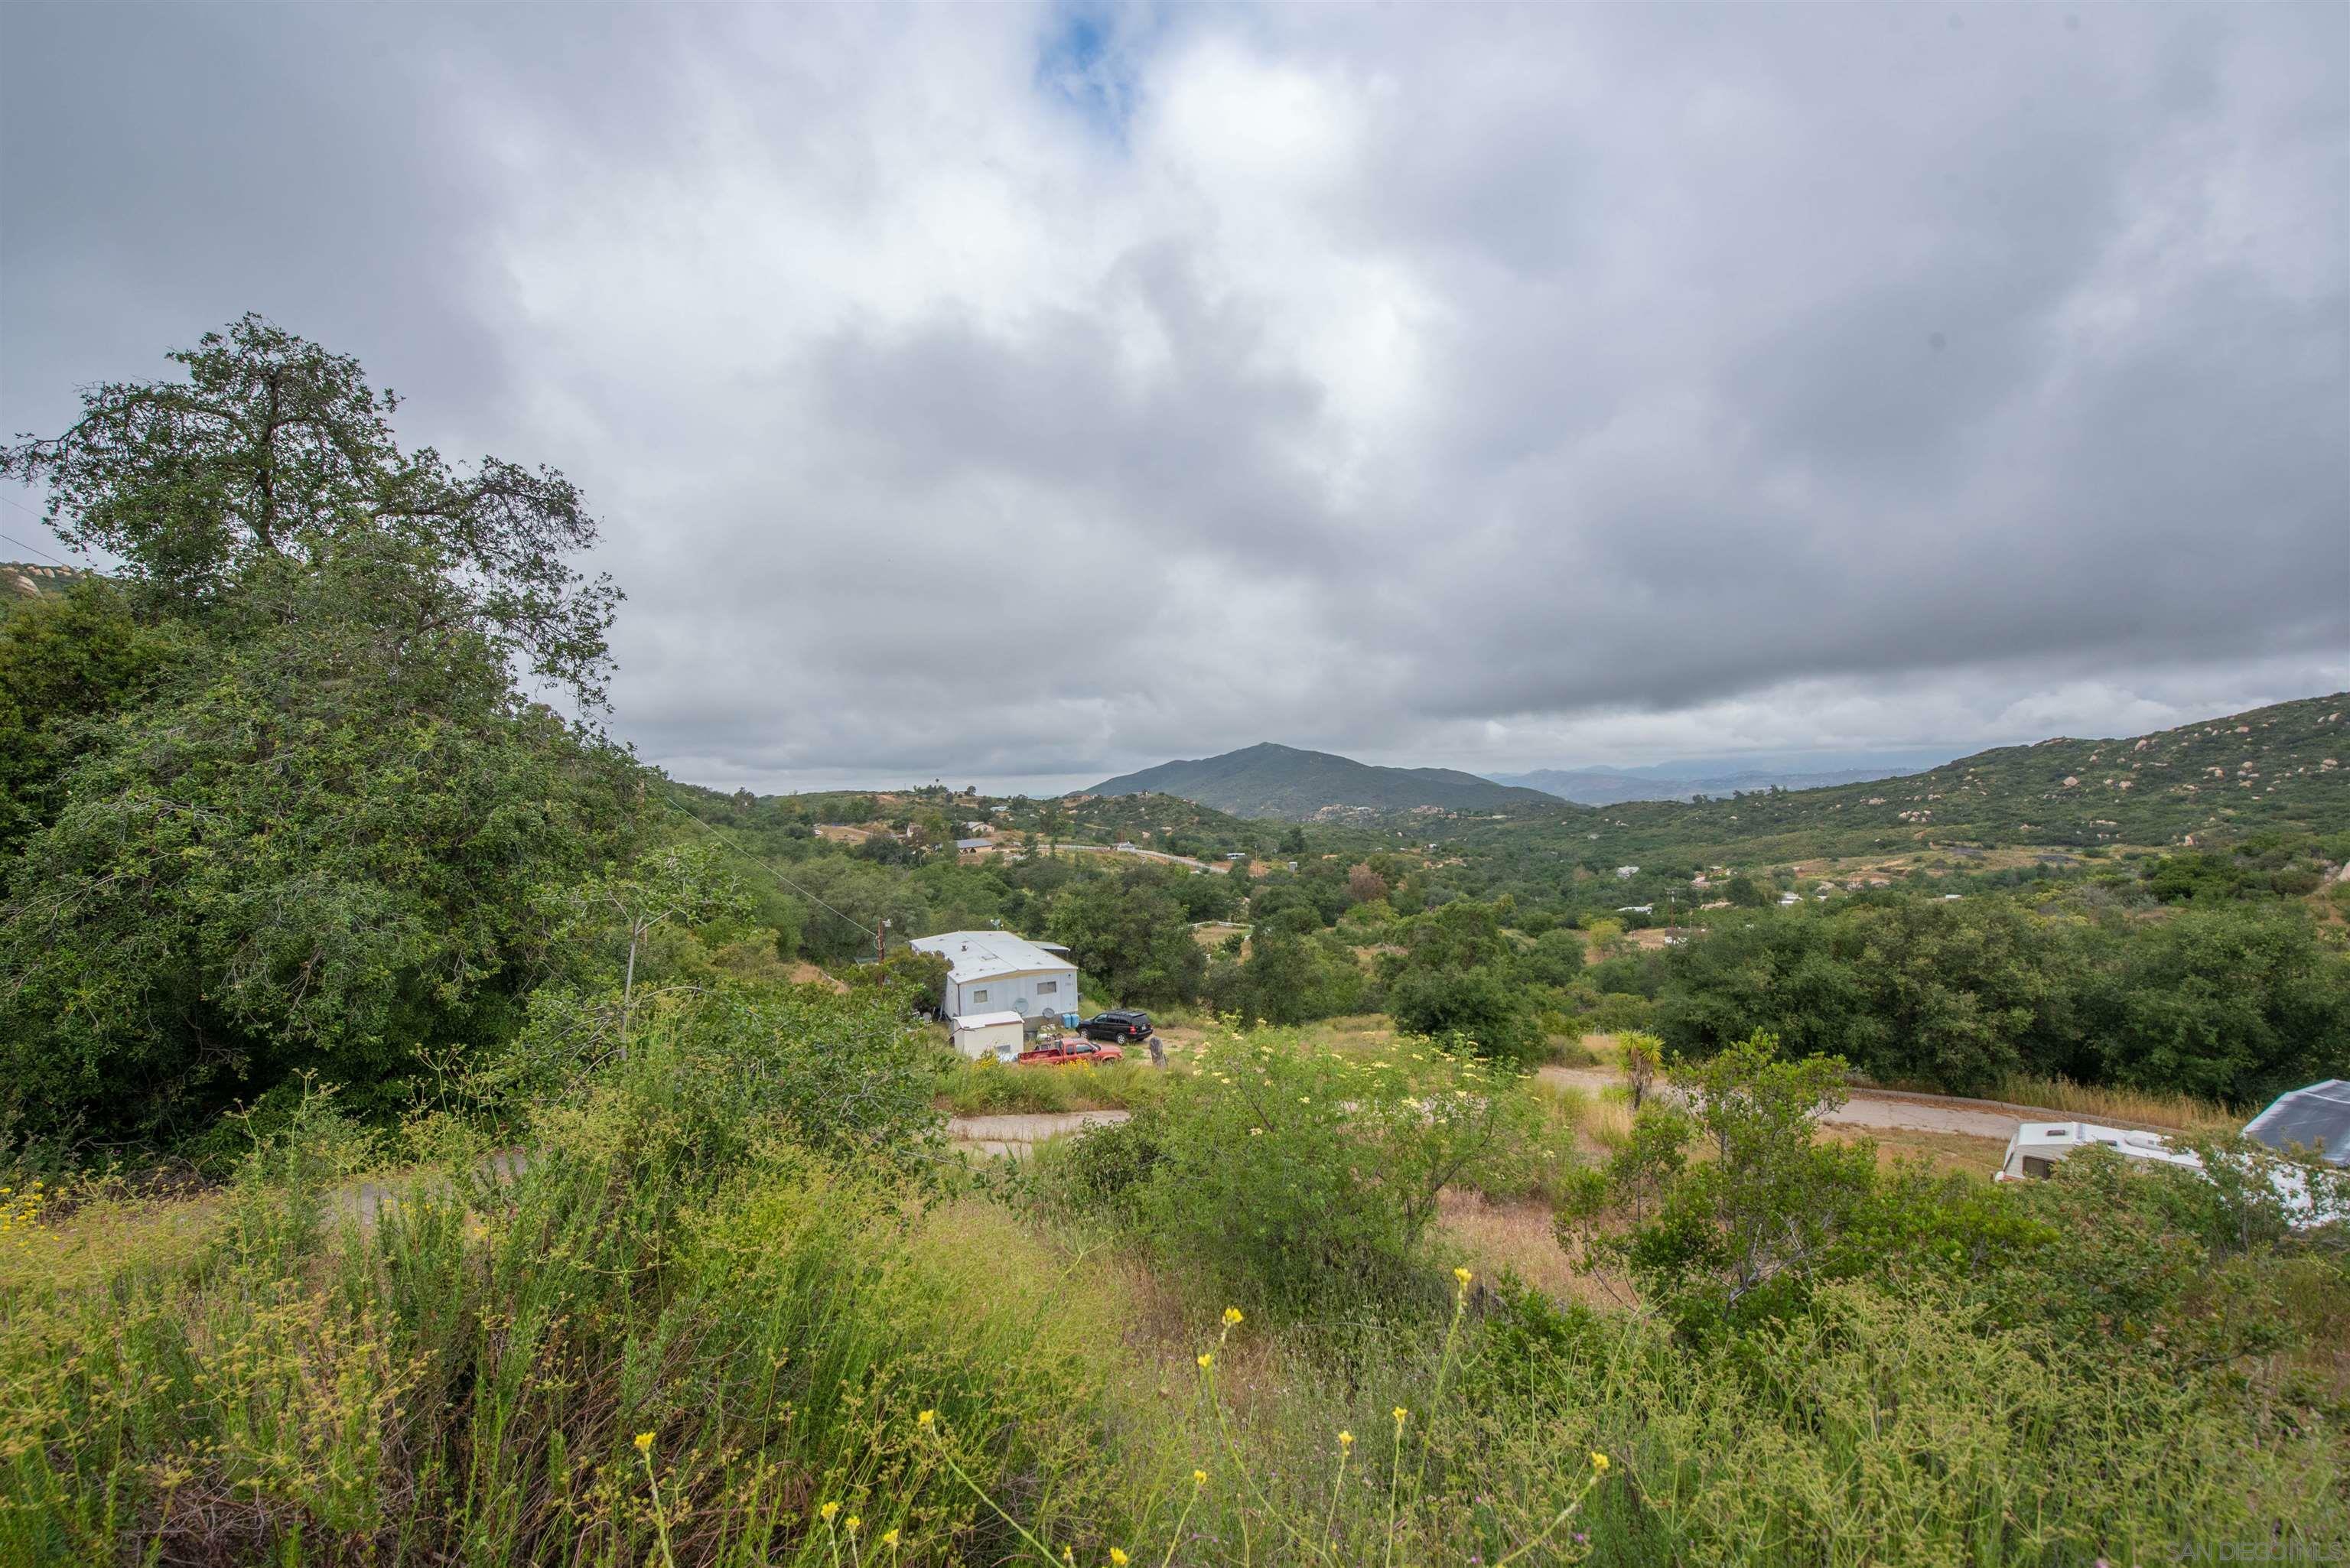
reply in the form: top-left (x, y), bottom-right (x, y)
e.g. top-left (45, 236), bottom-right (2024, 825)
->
top-left (1037, 981), bottom-right (1057, 994)
top-left (2021, 1156), bottom-right (2055, 1179)
top-left (972, 989), bottom-right (988, 1004)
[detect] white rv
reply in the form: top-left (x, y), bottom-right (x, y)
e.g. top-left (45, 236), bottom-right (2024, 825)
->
top-left (1996, 1118), bottom-right (2340, 1228)
top-left (1994, 1121), bottom-right (2203, 1183)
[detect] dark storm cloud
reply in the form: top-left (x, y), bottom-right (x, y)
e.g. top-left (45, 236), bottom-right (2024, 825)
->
top-left (2, 2), bottom-right (2342, 789)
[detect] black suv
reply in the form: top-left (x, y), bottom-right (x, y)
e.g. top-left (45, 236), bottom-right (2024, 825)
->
top-left (1078, 1010), bottom-right (1152, 1043)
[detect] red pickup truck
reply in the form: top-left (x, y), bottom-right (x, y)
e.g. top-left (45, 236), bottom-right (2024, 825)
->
top-left (1015, 1036), bottom-right (1125, 1067)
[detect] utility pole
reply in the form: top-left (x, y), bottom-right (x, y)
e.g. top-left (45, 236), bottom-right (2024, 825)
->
top-left (877, 917), bottom-right (890, 965)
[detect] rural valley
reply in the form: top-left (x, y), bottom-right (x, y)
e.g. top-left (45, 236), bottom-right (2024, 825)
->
top-left (4, 3), bottom-right (2347, 1561)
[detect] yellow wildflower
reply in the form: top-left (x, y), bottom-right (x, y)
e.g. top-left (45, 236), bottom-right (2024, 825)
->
top-left (1590, 1451), bottom-right (1610, 1474)
top-left (1222, 1306), bottom-right (1244, 1326)
top-left (1392, 1406), bottom-right (1409, 1427)
top-left (1111, 1551), bottom-right (1130, 1566)
top-left (1193, 1469), bottom-right (1208, 1487)
top-left (1338, 1430), bottom-right (1354, 1448)
top-left (881, 1529), bottom-right (900, 1547)
top-left (1453, 1266), bottom-right (1473, 1289)
top-left (916, 1409), bottom-right (936, 1429)
top-left (821, 1501), bottom-right (840, 1522)
top-left (1196, 1352), bottom-right (1213, 1370)
top-left (846, 1517), bottom-right (861, 1534)
top-left (633, 1431), bottom-right (655, 1455)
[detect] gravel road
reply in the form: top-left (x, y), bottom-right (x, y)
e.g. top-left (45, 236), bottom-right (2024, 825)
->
top-left (1538, 1065), bottom-right (2049, 1140)
top-left (942, 1074), bottom-right (2046, 1156)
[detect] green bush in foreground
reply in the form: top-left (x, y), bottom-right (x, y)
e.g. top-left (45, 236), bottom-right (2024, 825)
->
top-left (1044, 1026), bottom-right (1559, 1316)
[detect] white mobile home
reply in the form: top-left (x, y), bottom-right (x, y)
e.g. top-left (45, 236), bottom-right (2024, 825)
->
top-left (907, 931), bottom-right (1081, 1023)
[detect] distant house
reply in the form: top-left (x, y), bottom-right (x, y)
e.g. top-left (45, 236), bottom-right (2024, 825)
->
top-left (955, 838), bottom-right (991, 855)
top-left (1616, 904), bottom-right (1652, 916)
top-left (907, 931), bottom-right (1080, 1023)
top-left (1615, 866), bottom-right (1640, 880)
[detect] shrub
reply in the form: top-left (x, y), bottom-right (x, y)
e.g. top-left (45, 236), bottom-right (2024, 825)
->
top-left (1387, 967), bottom-right (1546, 1067)
top-left (1129, 1027), bottom-right (1548, 1315)
top-left (0, 1020), bottom-right (1115, 1566)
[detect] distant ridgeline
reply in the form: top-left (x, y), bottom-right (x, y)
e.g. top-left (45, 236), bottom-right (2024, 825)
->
top-left (1442, 693), bottom-right (2350, 862)
top-left (1090, 696), bottom-right (2348, 859)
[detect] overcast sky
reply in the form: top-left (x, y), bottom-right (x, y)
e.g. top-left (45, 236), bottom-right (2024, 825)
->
top-left (4, 3), bottom-right (2345, 795)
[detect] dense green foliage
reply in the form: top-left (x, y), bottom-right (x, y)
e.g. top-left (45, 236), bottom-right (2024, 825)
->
top-left (0, 577), bottom-right (190, 854)
top-left (1649, 896), bottom-right (2349, 1104)
top-left (0, 320), bottom-right (641, 1152)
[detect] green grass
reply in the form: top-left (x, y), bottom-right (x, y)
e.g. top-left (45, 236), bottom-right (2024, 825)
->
top-left (4, 1049), bottom-right (2342, 1565)
top-left (936, 1056), bottom-right (1172, 1115)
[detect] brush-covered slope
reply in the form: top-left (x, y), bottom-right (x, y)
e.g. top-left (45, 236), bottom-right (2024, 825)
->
top-left (1450, 693), bottom-right (2350, 863)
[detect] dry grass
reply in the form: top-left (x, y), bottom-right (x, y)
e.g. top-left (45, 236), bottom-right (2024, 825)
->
top-left (1532, 1078), bottom-right (1636, 1156)
top-left (0, 1179), bottom-right (227, 1296)
top-left (1824, 1126), bottom-right (2010, 1179)
top-left (1434, 1189), bottom-right (1627, 1310)
top-left (1190, 922), bottom-right (1250, 958)
top-left (1991, 1075), bottom-right (2241, 1133)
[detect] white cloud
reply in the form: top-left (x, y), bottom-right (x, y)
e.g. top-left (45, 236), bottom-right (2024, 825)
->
top-left (2, 2), bottom-right (2342, 795)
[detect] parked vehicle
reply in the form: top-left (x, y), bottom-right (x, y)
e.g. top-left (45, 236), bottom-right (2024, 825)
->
top-left (1016, 1036), bottom-right (1125, 1067)
top-left (1077, 1009), bottom-right (1152, 1043)
top-left (1996, 1118), bottom-right (2340, 1228)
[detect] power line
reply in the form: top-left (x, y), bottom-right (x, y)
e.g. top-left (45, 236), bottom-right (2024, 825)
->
top-left (0, 493), bottom-right (90, 571)
top-left (0, 530), bottom-right (79, 571)
top-left (656, 789), bottom-right (880, 941)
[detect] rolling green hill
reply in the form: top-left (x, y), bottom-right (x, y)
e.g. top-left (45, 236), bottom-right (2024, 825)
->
top-left (1440, 692), bottom-right (2350, 867)
top-left (1090, 741), bottom-right (1558, 819)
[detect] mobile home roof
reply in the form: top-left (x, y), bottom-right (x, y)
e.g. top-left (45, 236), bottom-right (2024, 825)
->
top-left (906, 931), bottom-right (1076, 985)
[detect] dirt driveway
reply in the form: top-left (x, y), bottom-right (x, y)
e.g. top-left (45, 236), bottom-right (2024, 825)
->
top-left (946, 1110), bottom-right (1129, 1156)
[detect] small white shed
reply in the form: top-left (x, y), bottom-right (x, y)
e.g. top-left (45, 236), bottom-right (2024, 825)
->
top-left (950, 1010), bottom-right (1027, 1062)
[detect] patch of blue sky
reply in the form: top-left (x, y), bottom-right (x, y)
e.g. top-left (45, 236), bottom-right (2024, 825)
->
top-left (1034, 2), bottom-right (1154, 145)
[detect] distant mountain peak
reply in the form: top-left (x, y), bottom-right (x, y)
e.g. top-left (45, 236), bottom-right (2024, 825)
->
top-left (1090, 743), bottom-right (1556, 820)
